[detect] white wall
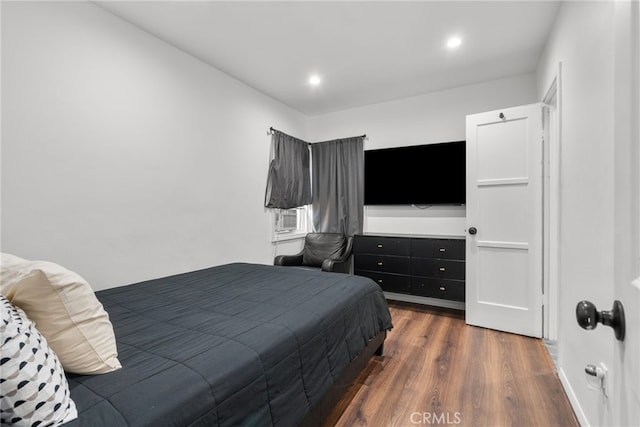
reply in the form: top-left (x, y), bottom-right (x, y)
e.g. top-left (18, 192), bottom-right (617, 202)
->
top-left (307, 74), bottom-right (537, 236)
top-left (536, 2), bottom-right (616, 425)
top-left (1, 2), bottom-right (306, 290)
top-left (0, 3), bottom-right (545, 292)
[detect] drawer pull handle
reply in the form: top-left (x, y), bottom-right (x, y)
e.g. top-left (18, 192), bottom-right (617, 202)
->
top-left (439, 267), bottom-right (446, 271)
top-left (439, 286), bottom-right (446, 291)
top-left (377, 261), bottom-right (383, 266)
top-left (377, 244), bottom-right (383, 248)
top-left (439, 248), bottom-right (446, 252)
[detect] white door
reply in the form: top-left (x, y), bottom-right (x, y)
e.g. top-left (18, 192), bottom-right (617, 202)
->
top-left (465, 104), bottom-right (543, 337)
top-left (611, 1), bottom-right (639, 424)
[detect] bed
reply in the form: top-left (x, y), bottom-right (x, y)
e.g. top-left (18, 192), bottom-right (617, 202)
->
top-left (64, 262), bottom-right (393, 426)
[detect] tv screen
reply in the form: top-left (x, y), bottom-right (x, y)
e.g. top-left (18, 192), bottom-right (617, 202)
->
top-left (364, 141), bottom-right (466, 206)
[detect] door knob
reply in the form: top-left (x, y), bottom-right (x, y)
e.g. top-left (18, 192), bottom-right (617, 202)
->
top-left (575, 300), bottom-right (625, 341)
top-left (468, 227), bottom-right (477, 235)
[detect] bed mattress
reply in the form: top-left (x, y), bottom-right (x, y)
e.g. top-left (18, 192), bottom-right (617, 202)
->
top-left (65, 263), bottom-right (392, 426)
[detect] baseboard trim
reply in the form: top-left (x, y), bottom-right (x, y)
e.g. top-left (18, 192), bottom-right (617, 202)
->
top-left (558, 367), bottom-right (589, 427)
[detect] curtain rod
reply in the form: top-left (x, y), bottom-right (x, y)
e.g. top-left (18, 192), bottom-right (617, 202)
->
top-left (268, 126), bottom-right (366, 140)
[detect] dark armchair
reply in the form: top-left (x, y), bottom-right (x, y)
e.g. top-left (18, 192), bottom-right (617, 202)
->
top-left (274, 233), bottom-right (353, 273)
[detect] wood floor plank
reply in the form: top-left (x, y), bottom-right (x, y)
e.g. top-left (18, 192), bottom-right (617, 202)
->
top-left (325, 302), bottom-right (578, 427)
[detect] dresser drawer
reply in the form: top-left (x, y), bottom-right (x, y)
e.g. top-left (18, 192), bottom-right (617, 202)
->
top-left (354, 254), bottom-right (410, 275)
top-left (355, 270), bottom-right (411, 294)
top-left (411, 278), bottom-right (465, 302)
top-left (411, 259), bottom-right (465, 280)
top-left (354, 235), bottom-right (411, 256)
top-left (411, 238), bottom-right (465, 260)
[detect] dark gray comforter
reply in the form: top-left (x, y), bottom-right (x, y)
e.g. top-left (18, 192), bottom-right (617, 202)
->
top-left (66, 263), bottom-right (392, 426)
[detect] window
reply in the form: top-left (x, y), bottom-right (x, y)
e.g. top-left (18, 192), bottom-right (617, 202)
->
top-left (273, 207), bottom-right (309, 240)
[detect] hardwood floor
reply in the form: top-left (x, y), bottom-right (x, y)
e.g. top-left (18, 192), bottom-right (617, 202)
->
top-left (325, 301), bottom-right (578, 427)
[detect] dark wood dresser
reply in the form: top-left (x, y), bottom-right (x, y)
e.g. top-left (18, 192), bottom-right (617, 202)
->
top-left (353, 233), bottom-right (465, 309)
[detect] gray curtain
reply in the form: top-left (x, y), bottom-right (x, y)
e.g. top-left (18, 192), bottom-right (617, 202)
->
top-left (264, 131), bottom-right (312, 209)
top-left (311, 137), bottom-right (364, 236)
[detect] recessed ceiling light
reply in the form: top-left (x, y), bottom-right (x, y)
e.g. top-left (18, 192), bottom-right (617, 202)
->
top-left (309, 75), bottom-right (321, 86)
top-left (447, 36), bottom-right (462, 49)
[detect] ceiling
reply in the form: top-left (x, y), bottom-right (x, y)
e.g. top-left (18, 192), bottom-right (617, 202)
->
top-left (96, 1), bottom-right (560, 116)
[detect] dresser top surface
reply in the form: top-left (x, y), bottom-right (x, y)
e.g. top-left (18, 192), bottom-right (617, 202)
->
top-left (357, 232), bottom-right (466, 240)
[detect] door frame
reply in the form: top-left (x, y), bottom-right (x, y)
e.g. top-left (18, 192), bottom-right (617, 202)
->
top-left (635, 0), bottom-right (640, 287)
top-left (542, 63), bottom-right (562, 341)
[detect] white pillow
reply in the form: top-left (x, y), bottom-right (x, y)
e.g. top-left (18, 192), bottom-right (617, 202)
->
top-left (1, 253), bottom-right (121, 375)
top-left (0, 295), bottom-right (78, 425)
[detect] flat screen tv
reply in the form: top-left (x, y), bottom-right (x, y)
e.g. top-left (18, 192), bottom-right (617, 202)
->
top-left (364, 141), bottom-right (466, 206)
